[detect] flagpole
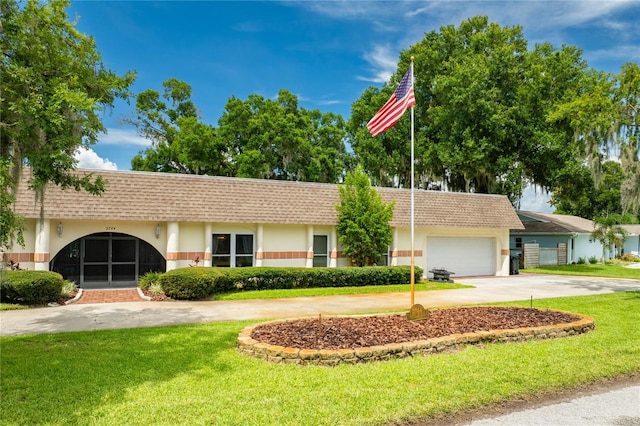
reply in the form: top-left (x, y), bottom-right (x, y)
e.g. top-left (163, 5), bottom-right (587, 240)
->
top-left (410, 56), bottom-right (415, 308)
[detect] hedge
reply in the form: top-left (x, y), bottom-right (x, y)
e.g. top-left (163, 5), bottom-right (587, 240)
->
top-left (158, 266), bottom-right (423, 300)
top-left (0, 270), bottom-right (65, 305)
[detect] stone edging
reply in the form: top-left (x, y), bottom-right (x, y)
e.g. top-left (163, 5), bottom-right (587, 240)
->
top-left (64, 289), bottom-right (83, 305)
top-left (237, 309), bottom-right (595, 366)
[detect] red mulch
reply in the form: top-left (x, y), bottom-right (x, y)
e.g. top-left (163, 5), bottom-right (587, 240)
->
top-left (250, 307), bottom-right (581, 350)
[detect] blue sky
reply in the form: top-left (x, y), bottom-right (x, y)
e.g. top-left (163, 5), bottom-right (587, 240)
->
top-left (68, 0), bottom-right (640, 211)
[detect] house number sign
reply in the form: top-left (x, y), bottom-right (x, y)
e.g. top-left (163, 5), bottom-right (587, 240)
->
top-left (106, 226), bottom-right (116, 231)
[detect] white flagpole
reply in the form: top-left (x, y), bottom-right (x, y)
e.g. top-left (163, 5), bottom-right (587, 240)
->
top-left (410, 57), bottom-right (416, 307)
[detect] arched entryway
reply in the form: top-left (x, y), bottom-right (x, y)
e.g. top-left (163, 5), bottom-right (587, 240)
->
top-left (51, 232), bottom-right (166, 289)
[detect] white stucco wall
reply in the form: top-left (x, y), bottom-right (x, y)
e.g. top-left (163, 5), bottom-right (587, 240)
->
top-left (262, 225), bottom-right (306, 251)
top-left (4, 219), bottom-right (512, 278)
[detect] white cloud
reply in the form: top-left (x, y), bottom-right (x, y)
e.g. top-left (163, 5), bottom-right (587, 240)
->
top-left (587, 44), bottom-right (640, 64)
top-left (358, 44), bottom-right (398, 83)
top-left (98, 128), bottom-right (153, 147)
top-left (519, 185), bottom-right (553, 213)
top-left (74, 147), bottom-right (118, 170)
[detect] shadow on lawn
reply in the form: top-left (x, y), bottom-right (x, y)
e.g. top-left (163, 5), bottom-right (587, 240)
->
top-left (0, 322), bottom-right (244, 424)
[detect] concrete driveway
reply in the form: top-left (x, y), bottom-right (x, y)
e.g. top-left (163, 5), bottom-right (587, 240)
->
top-left (1, 274), bottom-right (638, 336)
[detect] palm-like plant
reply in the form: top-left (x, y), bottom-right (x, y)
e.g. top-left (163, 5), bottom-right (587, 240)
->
top-left (591, 214), bottom-right (629, 262)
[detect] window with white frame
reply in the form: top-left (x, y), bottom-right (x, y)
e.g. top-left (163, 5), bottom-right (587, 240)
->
top-left (313, 235), bottom-right (328, 267)
top-left (212, 233), bottom-right (254, 267)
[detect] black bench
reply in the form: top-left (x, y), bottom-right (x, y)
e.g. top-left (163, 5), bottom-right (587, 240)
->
top-left (429, 268), bottom-right (455, 283)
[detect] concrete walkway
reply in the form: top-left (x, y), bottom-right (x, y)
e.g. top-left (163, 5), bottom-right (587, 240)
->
top-left (1, 274), bottom-right (638, 336)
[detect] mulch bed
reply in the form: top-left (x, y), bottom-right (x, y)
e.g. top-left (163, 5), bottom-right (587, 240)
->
top-left (250, 307), bottom-right (581, 350)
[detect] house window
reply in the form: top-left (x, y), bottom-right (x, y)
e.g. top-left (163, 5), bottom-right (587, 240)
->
top-left (375, 248), bottom-right (390, 266)
top-left (212, 233), bottom-right (254, 267)
top-left (515, 238), bottom-right (522, 249)
top-left (313, 235), bottom-right (328, 267)
top-left (235, 234), bottom-right (254, 267)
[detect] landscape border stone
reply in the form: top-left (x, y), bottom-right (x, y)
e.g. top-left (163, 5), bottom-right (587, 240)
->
top-left (237, 308), bottom-right (595, 367)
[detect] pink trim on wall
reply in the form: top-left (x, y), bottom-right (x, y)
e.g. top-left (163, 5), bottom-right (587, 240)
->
top-left (165, 252), bottom-right (206, 261)
top-left (34, 253), bottom-right (50, 262)
top-left (501, 249), bottom-right (510, 255)
top-left (3, 252), bottom-right (35, 262)
top-left (394, 250), bottom-right (423, 257)
top-left (261, 251), bottom-right (308, 260)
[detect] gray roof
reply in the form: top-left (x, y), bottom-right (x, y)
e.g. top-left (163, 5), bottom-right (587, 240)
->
top-left (513, 211), bottom-right (594, 234)
top-left (621, 224), bottom-right (640, 235)
top-left (13, 169), bottom-right (524, 229)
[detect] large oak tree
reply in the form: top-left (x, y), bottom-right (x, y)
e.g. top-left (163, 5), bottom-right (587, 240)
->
top-left (0, 0), bottom-right (135, 250)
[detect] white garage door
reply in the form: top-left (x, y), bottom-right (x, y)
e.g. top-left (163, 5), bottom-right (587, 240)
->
top-left (426, 237), bottom-right (495, 277)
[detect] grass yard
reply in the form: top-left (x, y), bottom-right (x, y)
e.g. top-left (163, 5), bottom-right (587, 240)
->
top-left (522, 263), bottom-right (640, 279)
top-left (213, 281), bottom-right (471, 300)
top-left (1, 292), bottom-right (639, 425)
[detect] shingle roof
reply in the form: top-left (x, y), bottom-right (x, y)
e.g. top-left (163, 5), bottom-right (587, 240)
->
top-left (513, 211), bottom-right (594, 234)
top-left (621, 224), bottom-right (640, 235)
top-left (13, 169), bottom-right (523, 229)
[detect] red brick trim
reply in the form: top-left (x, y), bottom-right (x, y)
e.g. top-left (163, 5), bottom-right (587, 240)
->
top-left (330, 250), bottom-right (337, 259)
top-left (501, 249), bottom-right (510, 255)
top-left (261, 251), bottom-right (308, 260)
top-left (2, 252), bottom-right (35, 262)
top-left (34, 253), bottom-right (50, 262)
top-left (394, 250), bottom-right (423, 257)
top-left (165, 251), bottom-right (206, 261)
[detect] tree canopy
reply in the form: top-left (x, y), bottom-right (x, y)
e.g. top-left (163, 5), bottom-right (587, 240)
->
top-left (0, 0), bottom-right (135, 250)
top-left (349, 16), bottom-right (590, 202)
top-left (131, 85), bottom-right (353, 183)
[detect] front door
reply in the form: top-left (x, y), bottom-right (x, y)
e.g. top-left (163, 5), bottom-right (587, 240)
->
top-left (82, 236), bottom-right (137, 289)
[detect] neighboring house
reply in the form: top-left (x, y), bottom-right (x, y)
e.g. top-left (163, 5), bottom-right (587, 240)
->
top-left (621, 225), bottom-right (640, 257)
top-left (510, 211), bottom-right (607, 265)
top-left (6, 169), bottom-right (523, 289)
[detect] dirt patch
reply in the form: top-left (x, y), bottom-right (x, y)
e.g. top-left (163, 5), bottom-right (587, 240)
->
top-left (250, 307), bottom-right (581, 350)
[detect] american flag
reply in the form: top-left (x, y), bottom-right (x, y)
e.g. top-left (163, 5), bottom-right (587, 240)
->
top-left (367, 67), bottom-right (416, 137)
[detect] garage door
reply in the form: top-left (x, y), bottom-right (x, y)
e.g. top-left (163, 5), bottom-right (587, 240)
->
top-left (426, 237), bottom-right (495, 277)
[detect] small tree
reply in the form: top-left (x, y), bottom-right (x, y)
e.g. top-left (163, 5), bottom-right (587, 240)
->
top-left (336, 165), bottom-right (395, 266)
top-left (591, 215), bottom-right (628, 262)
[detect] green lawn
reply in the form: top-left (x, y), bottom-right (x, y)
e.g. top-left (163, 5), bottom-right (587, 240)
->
top-left (213, 281), bottom-right (471, 300)
top-left (2, 292), bottom-right (639, 425)
top-left (522, 263), bottom-right (640, 279)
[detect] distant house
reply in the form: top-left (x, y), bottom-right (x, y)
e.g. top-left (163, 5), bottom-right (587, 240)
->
top-left (6, 169), bottom-right (523, 289)
top-left (510, 211), bottom-right (607, 265)
top-left (621, 225), bottom-right (640, 257)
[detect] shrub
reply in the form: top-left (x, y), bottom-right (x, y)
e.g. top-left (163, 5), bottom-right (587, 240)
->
top-left (588, 256), bottom-right (599, 264)
top-left (0, 271), bottom-right (64, 305)
top-left (60, 280), bottom-right (77, 297)
top-left (158, 266), bottom-right (423, 300)
top-left (576, 257), bottom-right (586, 265)
top-left (159, 267), bottom-right (226, 299)
top-left (620, 253), bottom-right (640, 262)
top-left (138, 271), bottom-right (162, 290)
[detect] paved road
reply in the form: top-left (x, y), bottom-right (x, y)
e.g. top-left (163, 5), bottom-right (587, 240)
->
top-left (1, 274), bottom-right (638, 336)
top-left (465, 382), bottom-right (640, 426)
